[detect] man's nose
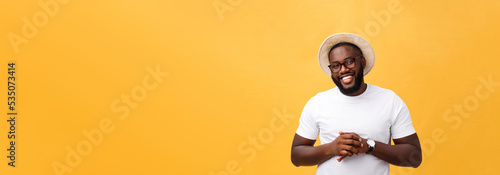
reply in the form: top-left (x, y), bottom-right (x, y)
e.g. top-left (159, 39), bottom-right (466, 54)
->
top-left (338, 64), bottom-right (349, 74)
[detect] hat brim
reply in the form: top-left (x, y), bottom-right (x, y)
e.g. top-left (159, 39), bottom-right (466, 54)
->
top-left (318, 33), bottom-right (375, 77)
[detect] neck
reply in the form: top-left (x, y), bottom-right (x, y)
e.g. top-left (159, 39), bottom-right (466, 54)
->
top-left (344, 83), bottom-right (367, 96)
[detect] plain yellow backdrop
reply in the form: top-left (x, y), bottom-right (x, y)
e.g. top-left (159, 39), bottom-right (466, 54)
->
top-left (1, 0), bottom-right (499, 174)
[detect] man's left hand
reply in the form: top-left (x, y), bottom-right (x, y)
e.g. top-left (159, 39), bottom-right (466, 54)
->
top-left (336, 131), bottom-right (369, 162)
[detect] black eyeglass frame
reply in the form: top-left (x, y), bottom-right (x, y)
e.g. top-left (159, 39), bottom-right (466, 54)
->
top-left (328, 56), bottom-right (362, 73)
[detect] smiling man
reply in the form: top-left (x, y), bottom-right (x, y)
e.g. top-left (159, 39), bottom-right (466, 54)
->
top-left (290, 33), bottom-right (422, 175)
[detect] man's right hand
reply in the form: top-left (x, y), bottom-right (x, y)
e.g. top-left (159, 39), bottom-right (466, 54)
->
top-left (291, 132), bottom-right (363, 166)
top-left (328, 131), bottom-right (363, 161)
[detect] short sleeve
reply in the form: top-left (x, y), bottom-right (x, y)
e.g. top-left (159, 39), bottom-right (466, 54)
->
top-left (296, 97), bottom-right (319, 140)
top-left (390, 94), bottom-right (416, 139)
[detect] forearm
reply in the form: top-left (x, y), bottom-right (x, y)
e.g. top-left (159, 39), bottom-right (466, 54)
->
top-left (371, 141), bottom-right (422, 167)
top-left (291, 143), bottom-right (334, 167)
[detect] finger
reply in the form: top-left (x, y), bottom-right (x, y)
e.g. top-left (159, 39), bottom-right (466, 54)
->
top-left (340, 133), bottom-right (359, 141)
top-left (340, 145), bottom-right (359, 155)
top-left (350, 133), bottom-right (362, 141)
top-left (350, 133), bottom-right (366, 146)
top-left (339, 150), bottom-right (352, 157)
top-left (339, 149), bottom-right (353, 157)
top-left (349, 132), bottom-right (361, 138)
top-left (339, 131), bottom-right (345, 135)
top-left (341, 139), bottom-right (362, 147)
top-left (342, 132), bottom-right (362, 140)
top-left (339, 133), bottom-right (353, 140)
top-left (337, 156), bottom-right (345, 162)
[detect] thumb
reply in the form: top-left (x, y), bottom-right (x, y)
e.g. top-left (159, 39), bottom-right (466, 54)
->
top-left (337, 156), bottom-right (345, 162)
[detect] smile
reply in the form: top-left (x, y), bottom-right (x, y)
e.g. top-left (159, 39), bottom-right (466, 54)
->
top-left (339, 74), bottom-right (354, 84)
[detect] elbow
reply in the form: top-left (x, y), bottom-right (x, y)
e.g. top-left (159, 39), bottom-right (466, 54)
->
top-left (410, 161), bottom-right (421, 168)
top-left (290, 154), bottom-right (301, 167)
top-left (290, 149), bottom-right (303, 167)
top-left (411, 157), bottom-right (422, 168)
top-left (409, 150), bottom-right (422, 168)
top-left (411, 161), bottom-right (421, 168)
top-left (398, 155), bottom-right (421, 168)
top-left (397, 148), bottom-right (422, 168)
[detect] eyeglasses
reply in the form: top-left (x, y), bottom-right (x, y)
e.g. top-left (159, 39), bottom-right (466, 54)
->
top-left (328, 56), bottom-right (360, 73)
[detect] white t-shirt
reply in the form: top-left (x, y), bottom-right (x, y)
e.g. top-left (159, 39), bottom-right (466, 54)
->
top-left (296, 84), bottom-right (416, 175)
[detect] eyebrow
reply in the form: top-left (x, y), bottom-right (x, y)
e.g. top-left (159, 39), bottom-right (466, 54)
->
top-left (330, 57), bottom-right (356, 64)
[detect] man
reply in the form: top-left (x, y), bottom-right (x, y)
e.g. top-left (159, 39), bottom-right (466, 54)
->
top-left (290, 33), bottom-right (422, 175)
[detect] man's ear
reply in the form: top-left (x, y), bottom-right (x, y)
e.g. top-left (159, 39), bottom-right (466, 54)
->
top-left (361, 57), bottom-right (366, 69)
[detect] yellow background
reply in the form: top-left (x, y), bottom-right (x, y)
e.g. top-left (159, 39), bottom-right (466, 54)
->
top-left (1, 0), bottom-right (500, 174)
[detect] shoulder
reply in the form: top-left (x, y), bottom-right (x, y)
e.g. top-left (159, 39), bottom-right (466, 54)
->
top-left (367, 84), bottom-right (400, 99)
top-left (301, 88), bottom-right (338, 110)
top-left (368, 84), bottom-right (407, 108)
top-left (368, 84), bottom-right (395, 94)
top-left (310, 87), bottom-right (337, 102)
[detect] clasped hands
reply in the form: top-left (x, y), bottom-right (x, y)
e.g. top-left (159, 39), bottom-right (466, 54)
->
top-left (328, 131), bottom-right (369, 162)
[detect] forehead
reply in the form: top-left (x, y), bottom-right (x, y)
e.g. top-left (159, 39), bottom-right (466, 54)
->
top-left (329, 45), bottom-right (360, 62)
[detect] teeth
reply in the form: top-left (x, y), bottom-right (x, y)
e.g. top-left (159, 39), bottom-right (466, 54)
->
top-left (342, 76), bottom-right (352, 80)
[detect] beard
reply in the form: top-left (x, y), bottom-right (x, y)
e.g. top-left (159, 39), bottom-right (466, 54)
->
top-left (331, 67), bottom-right (364, 95)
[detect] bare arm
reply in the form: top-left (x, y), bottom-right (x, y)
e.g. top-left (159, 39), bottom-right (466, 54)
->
top-left (290, 133), bottom-right (362, 166)
top-left (337, 133), bottom-right (422, 167)
top-left (370, 133), bottom-right (422, 167)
